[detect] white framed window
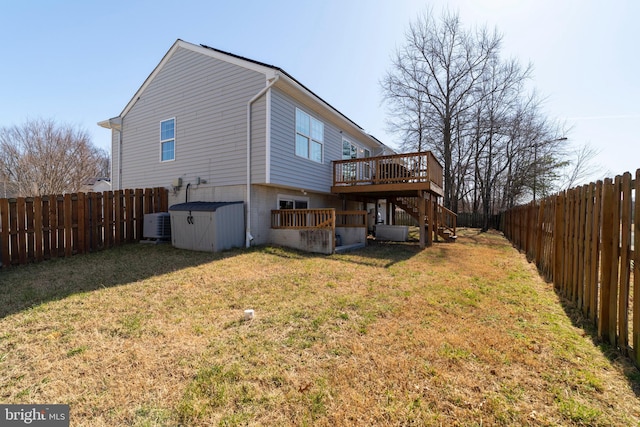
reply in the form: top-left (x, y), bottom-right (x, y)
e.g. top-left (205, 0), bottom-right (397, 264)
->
top-left (342, 139), bottom-right (372, 180)
top-left (160, 118), bottom-right (175, 162)
top-left (295, 108), bottom-right (323, 163)
top-left (277, 195), bottom-right (309, 210)
top-left (342, 139), bottom-right (357, 160)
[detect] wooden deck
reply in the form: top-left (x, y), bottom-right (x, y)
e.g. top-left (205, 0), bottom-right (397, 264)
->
top-left (331, 151), bottom-right (443, 197)
top-left (331, 151), bottom-right (453, 248)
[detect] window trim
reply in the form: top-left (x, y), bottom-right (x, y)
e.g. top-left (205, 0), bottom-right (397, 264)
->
top-left (160, 117), bottom-right (176, 162)
top-left (295, 108), bottom-right (324, 163)
top-left (343, 138), bottom-right (372, 179)
top-left (277, 194), bottom-right (310, 210)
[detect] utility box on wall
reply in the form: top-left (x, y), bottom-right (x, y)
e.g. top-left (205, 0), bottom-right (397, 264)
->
top-left (168, 201), bottom-right (244, 252)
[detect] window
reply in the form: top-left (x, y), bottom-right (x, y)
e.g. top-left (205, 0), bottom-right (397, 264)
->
top-left (295, 108), bottom-right (323, 163)
top-left (277, 195), bottom-right (310, 227)
top-left (342, 139), bottom-right (372, 180)
top-left (342, 139), bottom-right (357, 160)
top-left (278, 197), bottom-right (309, 209)
top-left (160, 118), bottom-right (175, 162)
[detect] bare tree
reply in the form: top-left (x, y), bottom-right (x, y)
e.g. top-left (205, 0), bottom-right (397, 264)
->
top-left (0, 118), bottom-right (109, 197)
top-left (558, 143), bottom-right (603, 190)
top-left (382, 8), bottom-right (502, 212)
top-left (383, 8), bottom-right (571, 226)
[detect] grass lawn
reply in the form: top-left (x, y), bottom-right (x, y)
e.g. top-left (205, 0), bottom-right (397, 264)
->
top-left (1, 228), bottom-right (639, 426)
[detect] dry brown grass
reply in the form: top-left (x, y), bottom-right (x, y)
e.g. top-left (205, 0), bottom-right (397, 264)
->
top-left (1, 229), bottom-right (639, 426)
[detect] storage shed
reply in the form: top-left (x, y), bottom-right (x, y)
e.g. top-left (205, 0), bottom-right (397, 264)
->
top-left (169, 201), bottom-right (244, 252)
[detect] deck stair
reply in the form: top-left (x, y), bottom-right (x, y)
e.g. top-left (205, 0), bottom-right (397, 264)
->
top-left (391, 196), bottom-right (457, 242)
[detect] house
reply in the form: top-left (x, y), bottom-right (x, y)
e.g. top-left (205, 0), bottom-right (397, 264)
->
top-left (80, 177), bottom-right (112, 193)
top-left (99, 39), bottom-right (451, 252)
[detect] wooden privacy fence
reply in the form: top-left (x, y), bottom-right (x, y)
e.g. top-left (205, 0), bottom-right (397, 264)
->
top-left (502, 170), bottom-right (640, 367)
top-left (0, 188), bottom-right (168, 268)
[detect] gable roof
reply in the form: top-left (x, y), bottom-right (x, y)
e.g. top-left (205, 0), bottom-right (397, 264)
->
top-left (100, 39), bottom-right (391, 151)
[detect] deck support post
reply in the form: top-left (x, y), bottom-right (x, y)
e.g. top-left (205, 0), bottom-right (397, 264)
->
top-left (419, 193), bottom-right (426, 249)
top-left (427, 193), bottom-right (434, 247)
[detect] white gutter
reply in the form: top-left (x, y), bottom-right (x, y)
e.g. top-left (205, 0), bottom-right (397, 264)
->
top-left (246, 74), bottom-right (279, 247)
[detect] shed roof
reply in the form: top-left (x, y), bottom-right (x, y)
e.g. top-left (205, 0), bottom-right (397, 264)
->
top-left (169, 201), bottom-right (244, 212)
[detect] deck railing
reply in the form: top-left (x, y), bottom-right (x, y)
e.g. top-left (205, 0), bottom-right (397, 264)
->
top-left (271, 209), bottom-right (335, 229)
top-left (333, 151), bottom-right (443, 189)
top-left (336, 210), bottom-right (367, 228)
top-left (270, 209), bottom-right (367, 230)
top-left (437, 204), bottom-right (457, 238)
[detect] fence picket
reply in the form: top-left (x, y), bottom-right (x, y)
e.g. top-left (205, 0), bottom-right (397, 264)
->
top-left (584, 184), bottom-right (593, 316)
top-left (599, 179), bottom-right (615, 342)
top-left (77, 193), bottom-right (86, 254)
top-left (634, 170), bottom-right (640, 365)
top-left (64, 194), bottom-right (73, 257)
top-left (591, 181), bottom-right (603, 324)
top-left (1, 199), bottom-right (9, 266)
top-left (619, 173), bottom-right (632, 354)
top-left (577, 185), bottom-right (587, 309)
top-left (0, 187), bottom-right (168, 268)
top-left (34, 197), bottom-right (43, 261)
top-left (609, 176), bottom-right (622, 346)
top-left (503, 170), bottom-right (640, 367)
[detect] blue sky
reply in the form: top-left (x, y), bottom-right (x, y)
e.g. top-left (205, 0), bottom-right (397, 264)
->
top-left (2, 0), bottom-right (639, 182)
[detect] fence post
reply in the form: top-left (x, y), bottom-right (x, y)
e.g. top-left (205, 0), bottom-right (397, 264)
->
top-left (16, 198), bottom-right (27, 265)
top-left (114, 190), bottom-right (122, 245)
top-left (584, 184), bottom-right (594, 317)
top-left (634, 169), bottom-right (640, 365)
top-left (608, 176), bottom-right (622, 346)
top-left (591, 181), bottom-right (603, 324)
top-left (64, 194), bottom-right (73, 257)
top-left (0, 198), bottom-right (9, 267)
top-left (599, 178), bottom-right (615, 343)
top-left (535, 200), bottom-right (544, 266)
top-left (104, 191), bottom-right (113, 248)
top-left (576, 185), bottom-right (587, 309)
top-left (25, 198), bottom-right (34, 262)
top-left (77, 193), bottom-right (86, 254)
top-left (619, 172), bottom-right (632, 354)
top-left (570, 188), bottom-right (579, 301)
top-left (553, 192), bottom-right (564, 290)
top-left (34, 197), bottom-right (43, 261)
top-left (135, 189), bottom-right (143, 240)
top-left (42, 196), bottom-right (51, 260)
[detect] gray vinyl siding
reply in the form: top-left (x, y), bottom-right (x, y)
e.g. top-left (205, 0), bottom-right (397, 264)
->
top-left (270, 88), bottom-right (372, 193)
top-left (119, 46), bottom-right (267, 190)
top-left (270, 89), bottom-right (337, 193)
top-left (250, 95), bottom-right (267, 183)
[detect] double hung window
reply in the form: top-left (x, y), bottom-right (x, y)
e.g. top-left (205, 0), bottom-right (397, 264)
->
top-left (160, 118), bottom-right (175, 162)
top-left (295, 108), bottom-right (323, 163)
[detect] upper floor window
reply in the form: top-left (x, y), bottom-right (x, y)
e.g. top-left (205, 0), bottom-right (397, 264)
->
top-left (343, 139), bottom-right (372, 179)
top-left (160, 118), bottom-right (175, 162)
top-left (295, 108), bottom-right (323, 163)
top-left (342, 139), bottom-right (357, 160)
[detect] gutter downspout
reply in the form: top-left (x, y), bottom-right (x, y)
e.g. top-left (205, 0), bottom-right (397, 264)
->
top-left (246, 74), bottom-right (279, 247)
top-left (117, 126), bottom-right (123, 190)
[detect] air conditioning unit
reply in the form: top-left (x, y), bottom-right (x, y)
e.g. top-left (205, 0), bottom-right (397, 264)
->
top-left (143, 212), bottom-right (171, 240)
